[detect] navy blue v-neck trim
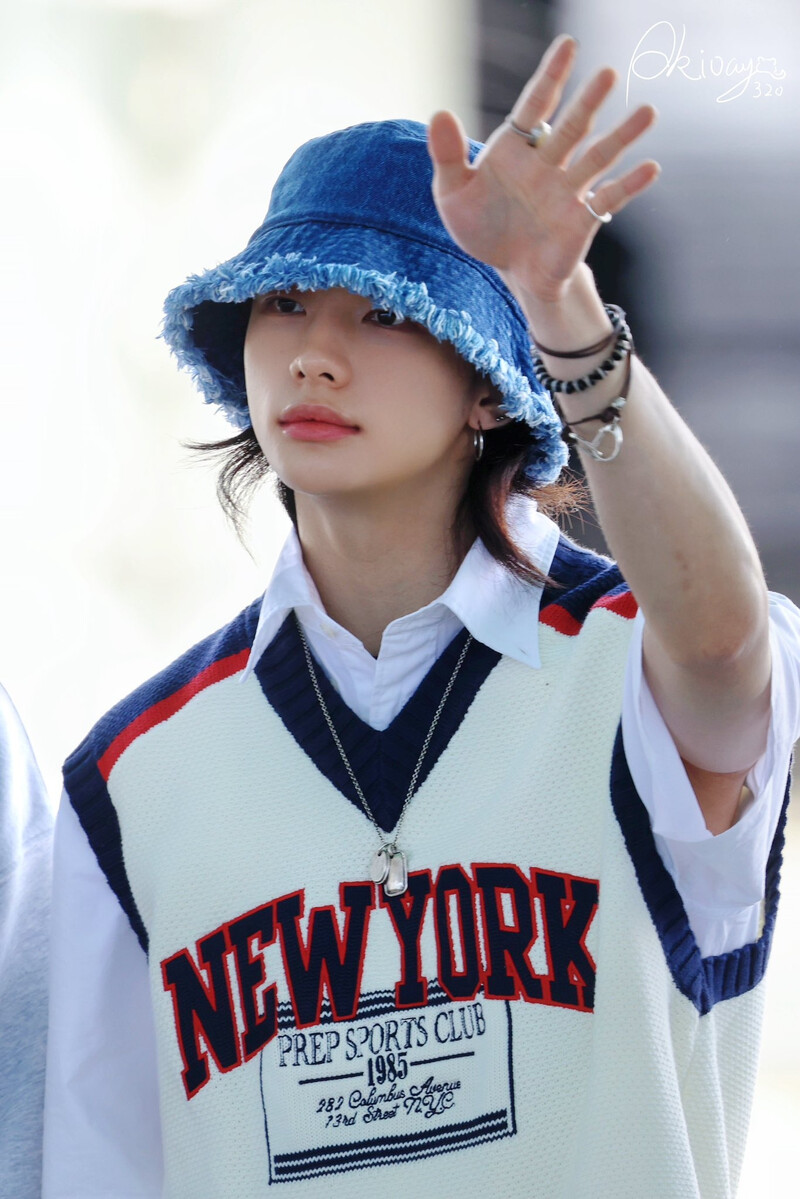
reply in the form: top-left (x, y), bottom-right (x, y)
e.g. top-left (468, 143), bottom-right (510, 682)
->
top-left (254, 615), bottom-right (502, 832)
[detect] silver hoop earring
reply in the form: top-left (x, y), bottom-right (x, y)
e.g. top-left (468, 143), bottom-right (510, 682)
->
top-left (473, 428), bottom-right (485, 462)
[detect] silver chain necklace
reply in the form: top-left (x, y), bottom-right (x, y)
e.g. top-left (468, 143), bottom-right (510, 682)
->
top-left (295, 613), bottom-right (473, 897)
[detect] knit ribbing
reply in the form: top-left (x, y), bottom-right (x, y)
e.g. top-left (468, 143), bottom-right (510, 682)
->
top-left (610, 726), bottom-right (791, 1012)
top-left (255, 617), bottom-right (501, 832)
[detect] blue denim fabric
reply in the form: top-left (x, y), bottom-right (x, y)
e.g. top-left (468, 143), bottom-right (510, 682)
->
top-left (161, 119), bottom-right (568, 484)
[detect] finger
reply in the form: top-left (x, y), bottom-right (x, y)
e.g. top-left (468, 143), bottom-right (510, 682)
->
top-left (541, 67), bottom-right (618, 167)
top-left (566, 105), bottom-right (658, 192)
top-left (510, 34), bottom-right (579, 130)
top-left (428, 110), bottom-right (473, 197)
top-left (583, 160), bottom-right (661, 221)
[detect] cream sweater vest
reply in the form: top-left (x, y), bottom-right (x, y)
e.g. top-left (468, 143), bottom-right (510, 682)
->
top-left (64, 546), bottom-right (787, 1199)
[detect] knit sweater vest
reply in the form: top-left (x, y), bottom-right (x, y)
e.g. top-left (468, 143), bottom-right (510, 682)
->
top-left (64, 538), bottom-right (789, 1199)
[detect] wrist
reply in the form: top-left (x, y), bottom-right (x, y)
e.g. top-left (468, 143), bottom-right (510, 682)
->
top-left (510, 265), bottom-right (616, 380)
top-left (530, 300), bottom-right (635, 424)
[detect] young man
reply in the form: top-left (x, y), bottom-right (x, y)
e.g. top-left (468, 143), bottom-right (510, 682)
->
top-left (44, 35), bottom-right (799, 1198)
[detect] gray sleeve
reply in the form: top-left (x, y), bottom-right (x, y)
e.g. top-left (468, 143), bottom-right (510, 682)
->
top-left (0, 684), bottom-right (53, 1199)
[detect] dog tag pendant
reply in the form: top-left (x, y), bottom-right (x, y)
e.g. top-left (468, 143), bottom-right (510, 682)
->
top-left (384, 849), bottom-right (408, 898)
top-left (370, 847), bottom-right (391, 885)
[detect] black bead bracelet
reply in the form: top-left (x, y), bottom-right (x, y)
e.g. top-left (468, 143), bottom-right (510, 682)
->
top-left (531, 303), bottom-right (634, 396)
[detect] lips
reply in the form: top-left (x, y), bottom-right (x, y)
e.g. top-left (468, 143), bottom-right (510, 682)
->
top-left (279, 404), bottom-right (360, 443)
top-left (279, 404), bottom-right (358, 429)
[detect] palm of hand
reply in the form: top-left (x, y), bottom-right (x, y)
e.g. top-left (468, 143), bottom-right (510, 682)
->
top-left (428, 35), bottom-right (660, 305)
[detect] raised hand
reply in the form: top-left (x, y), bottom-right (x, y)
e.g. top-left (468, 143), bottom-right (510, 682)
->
top-left (428, 34), bottom-right (660, 305)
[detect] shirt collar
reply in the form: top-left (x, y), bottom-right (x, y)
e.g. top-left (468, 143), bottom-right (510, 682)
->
top-left (240, 497), bottom-right (560, 681)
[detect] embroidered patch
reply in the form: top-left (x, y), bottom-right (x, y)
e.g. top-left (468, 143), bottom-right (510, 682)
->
top-left (260, 985), bottom-right (516, 1183)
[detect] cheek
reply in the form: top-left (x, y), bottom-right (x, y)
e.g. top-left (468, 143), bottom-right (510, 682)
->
top-left (243, 335), bottom-right (268, 397)
top-left (243, 344), bottom-right (279, 433)
top-left (396, 368), bottom-right (475, 436)
top-left (382, 342), bottom-right (472, 407)
top-left (242, 323), bottom-right (260, 379)
top-left (243, 386), bottom-right (281, 475)
top-left (243, 321), bottom-right (288, 400)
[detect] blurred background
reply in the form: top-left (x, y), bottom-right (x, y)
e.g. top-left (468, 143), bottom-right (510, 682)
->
top-left (0, 1), bottom-right (796, 1190)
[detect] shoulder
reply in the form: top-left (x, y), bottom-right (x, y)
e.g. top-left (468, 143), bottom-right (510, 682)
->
top-left (539, 534), bottom-right (637, 636)
top-left (64, 597), bottom-right (262, 781)
top-left (60, 598), bottom-right (263, 954)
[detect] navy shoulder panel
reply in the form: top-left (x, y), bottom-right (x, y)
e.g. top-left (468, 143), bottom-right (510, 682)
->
top-left (62, 598), bottom-right (262, 954)
top-left (540, 534), bottom-right (636, 634)
top-left (610, 725), bottom-right (790, 1013)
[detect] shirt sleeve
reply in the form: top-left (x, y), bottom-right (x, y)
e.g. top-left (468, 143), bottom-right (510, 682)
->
top-left (43, 795), bottom-right (164, 1198)
top-left (0, 685), bottom-right (53, 1199)
top-left (621, 592), bottom-right (800, 959)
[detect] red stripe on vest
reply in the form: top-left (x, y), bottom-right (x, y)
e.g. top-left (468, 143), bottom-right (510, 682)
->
top-left (592, 591), bottom-right (638, 620)
top-left (98, 649), bottom-right (250, 781)
top-left (540, 590), bottom-right (637, 637)
top-left (539, 605), bottom-right (582, 636)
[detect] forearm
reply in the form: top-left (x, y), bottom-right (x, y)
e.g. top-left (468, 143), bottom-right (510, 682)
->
top-left (511, 265), bottom-right (771, 773)
top-left (512, 266), bottom-right (767, 654)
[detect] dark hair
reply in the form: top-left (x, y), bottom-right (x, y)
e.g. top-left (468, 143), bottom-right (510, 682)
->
top-left (188, 423), bottom-right (582, 588)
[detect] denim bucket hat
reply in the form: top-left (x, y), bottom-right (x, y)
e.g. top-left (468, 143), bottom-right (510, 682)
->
top-left (161, 118), bottom-right (568, 485)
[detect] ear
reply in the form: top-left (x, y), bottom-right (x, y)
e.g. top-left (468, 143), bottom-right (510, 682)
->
top-left (467, 384), bottom-right (512, 430)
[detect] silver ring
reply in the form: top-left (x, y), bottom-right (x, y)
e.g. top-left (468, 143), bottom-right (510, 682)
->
top-left (584, 191), bottom-right (612, 223)
top-left (504, 114), bottom-right (552, 149)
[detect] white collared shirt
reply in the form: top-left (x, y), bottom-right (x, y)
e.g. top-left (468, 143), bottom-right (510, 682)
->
top-left (241, 499), bottom-right (557, 724)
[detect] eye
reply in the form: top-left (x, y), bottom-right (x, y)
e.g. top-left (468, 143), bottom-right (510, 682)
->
top-left (369, 308), bottom-right (406, 328)
top-left (262, 293), bottom-right (304, 314)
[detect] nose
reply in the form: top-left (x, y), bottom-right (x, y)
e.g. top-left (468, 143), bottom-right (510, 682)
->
top-left (289, 315), bottom-right (351, 388)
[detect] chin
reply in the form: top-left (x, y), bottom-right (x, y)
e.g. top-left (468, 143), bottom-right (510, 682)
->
top-left (277, 467), bottom-right (370, 500)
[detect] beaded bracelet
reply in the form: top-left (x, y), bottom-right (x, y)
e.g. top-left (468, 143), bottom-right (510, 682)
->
top-left (531, 303), bottom-right (634, 395)
top-left (555, 349), bottom-right (635, 462)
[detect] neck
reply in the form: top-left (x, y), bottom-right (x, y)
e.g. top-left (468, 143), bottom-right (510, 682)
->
top-left (295, 482), bottom-right (474, 656)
